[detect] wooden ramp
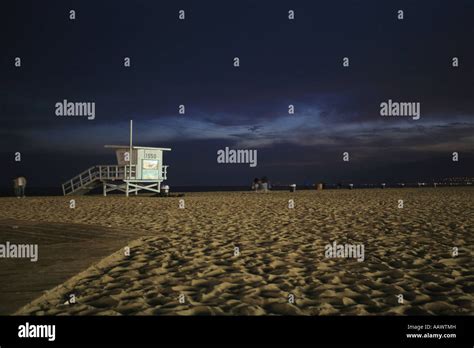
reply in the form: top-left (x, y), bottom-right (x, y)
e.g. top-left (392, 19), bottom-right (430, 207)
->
top-left (62, 165), bottom-right (129, 195)
top-left (0, 219), bottom-right (141, 315)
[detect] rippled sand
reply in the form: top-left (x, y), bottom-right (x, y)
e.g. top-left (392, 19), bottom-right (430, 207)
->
top-left (1, 188), bottom-right (472, 315)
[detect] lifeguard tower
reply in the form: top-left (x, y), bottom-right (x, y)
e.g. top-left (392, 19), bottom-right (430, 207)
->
top-left (62, 121), bottom-right (171, 196)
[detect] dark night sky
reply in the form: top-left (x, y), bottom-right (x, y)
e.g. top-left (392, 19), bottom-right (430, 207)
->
top-left (1, 0), bottom-right (473, 188)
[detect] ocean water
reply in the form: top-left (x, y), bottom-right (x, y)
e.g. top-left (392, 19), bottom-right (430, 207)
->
top-left (0, 182), bottom-right (467, 197)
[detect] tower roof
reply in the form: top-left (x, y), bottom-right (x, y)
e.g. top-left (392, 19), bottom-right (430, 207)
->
top-left (104, 145), bottom-right (171, 151)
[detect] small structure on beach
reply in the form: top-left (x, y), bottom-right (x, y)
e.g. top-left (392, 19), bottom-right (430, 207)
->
top-left (62, 121), bottom-right (171, 196)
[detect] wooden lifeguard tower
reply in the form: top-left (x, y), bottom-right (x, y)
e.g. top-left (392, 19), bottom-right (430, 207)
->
top-left (62, 121), bottom-right (171, 196)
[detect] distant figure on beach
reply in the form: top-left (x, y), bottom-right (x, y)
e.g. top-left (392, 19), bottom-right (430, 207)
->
top-left (13, 176), bottom-right (27, 198)
top-left (251, 177), bottom-right (260, 191)
top-left (261, 176), bottom-right (269, 192)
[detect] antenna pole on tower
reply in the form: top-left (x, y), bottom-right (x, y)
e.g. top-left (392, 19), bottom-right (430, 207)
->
top-left (129, 120), bottom-right (133, 180)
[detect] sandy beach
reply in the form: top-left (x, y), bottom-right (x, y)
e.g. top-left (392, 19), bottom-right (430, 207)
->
top-left (0, 188), bottom-right (472, 315)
